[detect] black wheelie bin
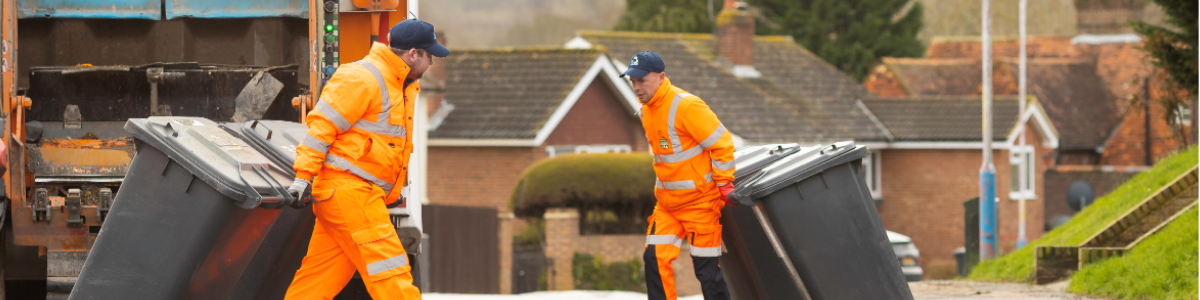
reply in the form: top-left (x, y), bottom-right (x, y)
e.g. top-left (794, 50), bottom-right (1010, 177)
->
top-left (72, 117), bottom-right (306, 300)
top-left (720, 143), bottom-right (811, 300)
top-left (725, 141), bottom-right (913, 300)
top-left (223, 120), bottom-right (317, 299)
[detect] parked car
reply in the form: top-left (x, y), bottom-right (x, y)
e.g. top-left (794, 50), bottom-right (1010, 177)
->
top-left (887, 230), bottom-right (923, 281)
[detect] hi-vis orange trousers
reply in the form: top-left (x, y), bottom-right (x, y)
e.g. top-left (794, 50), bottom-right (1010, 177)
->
top-left (285, 174), bottom-right (422, 299)
top-left (644, 199), bottom-right (729, 300)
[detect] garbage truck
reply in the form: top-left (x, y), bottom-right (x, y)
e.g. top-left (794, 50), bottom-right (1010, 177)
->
top-left (0, 1), bottom-right (427, 298)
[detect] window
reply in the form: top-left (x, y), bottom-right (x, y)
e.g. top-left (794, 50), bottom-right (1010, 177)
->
top-left (862, 150), bottom-right (882, 200)
top-left (1009, 145), bottom-right (1036, 200)
top-left (1176, 104), bottom-right (1192, 127)
top-left (546, 144), bottom-right (632, 158)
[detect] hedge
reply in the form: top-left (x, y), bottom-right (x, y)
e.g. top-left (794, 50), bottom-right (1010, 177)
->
top-left (510, 153), bottom-right (656, 217)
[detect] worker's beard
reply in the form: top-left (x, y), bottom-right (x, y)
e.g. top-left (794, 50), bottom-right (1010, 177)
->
top-left (407, 71), bottom-right (424, 80)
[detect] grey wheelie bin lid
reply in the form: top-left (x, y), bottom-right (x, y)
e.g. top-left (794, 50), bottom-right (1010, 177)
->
top-left (72, 117), bottom-right (302, 300)
top-left (727, 141), bottom-right (913, 300)
top-left (234, 120), bottom-right (310, 167)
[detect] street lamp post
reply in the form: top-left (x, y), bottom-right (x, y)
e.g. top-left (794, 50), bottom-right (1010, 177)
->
top-left (980, 0), bottom-right (998, 260)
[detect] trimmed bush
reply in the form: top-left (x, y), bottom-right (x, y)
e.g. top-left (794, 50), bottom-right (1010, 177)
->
top-left (514, 218), bottom-right (545, 246)
top-left (510, 153), bottom-right (656, 217)
top-left (572, 252), bottom-right (645, 292)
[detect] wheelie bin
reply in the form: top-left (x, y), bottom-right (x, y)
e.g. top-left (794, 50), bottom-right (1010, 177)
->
top-left (223, 120), bottom-right (316, 299)
top-left (720, 143), bottom-right (811, 300)
top-left (72, 117), bottom-right (306, 299)
top-left (724, 141), bottom-right (913, 300)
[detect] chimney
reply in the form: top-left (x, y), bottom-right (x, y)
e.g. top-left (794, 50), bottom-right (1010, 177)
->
top-left (716, 0), bottom-right (760, 78)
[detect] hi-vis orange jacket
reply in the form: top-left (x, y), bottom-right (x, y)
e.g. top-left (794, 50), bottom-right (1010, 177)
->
top-left (295, 43), bottom-right (418, 205)
top-left (640, 78), bottom-right (736, 209)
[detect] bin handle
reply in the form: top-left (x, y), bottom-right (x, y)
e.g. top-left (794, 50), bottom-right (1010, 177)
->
top-left (236, 162), bottom-right (288, 209)
top-left (148, 120), bottom-right (180, 138)
top-left (249, 120), bottom-right (274, 140)
top-left (819, 142), bottom-right (850, 156)
top-left (752, 205), bottom-right (813, 300)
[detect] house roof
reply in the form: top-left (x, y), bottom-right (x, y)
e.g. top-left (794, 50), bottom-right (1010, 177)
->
top-left (1000, 58), bottom-right (1121, 151)
top-left (430, 48), bottom-right (635, 143)
top-left (865, 55), bottom-right (1122, 151)
top-left (883, 58), bottom-right (982, 96)
top-left (861, 97), bottom-right (1021, 142)
top-left (925, 35), bottom-right (1085, 59)
top-left (577, 30), bottom-right (887, 143)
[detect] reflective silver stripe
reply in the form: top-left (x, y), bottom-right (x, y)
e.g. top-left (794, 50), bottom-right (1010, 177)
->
top-left (366, 254), bottom-right (409, 276)
top-left (349, 60), bottom-right (407, 137)
top-left (665, 93), bottom-right (692, 153)
top-left (690, 245), bottom-right (722, 257)
top-left (656, 145), bottom-right (704, 163)
top-left (655, 178), bottom-right (664, 189)
top-left (324, 153), bottom-right (396, 194)
top-left (301, 134), bottom-right (331, 153)
top-left (353, 119), bottom-right (407, 138)
top-left (704, 172), bottom-right (713, 183)
top-left (698, 123), bottom-right (727, 149)
top-left (660, 179), bottom-right (696, 190)
top-left (712, 159), bottom-right (735, 171)
top-left (646, 235), bottom-right (682, 248)
top-left (315, 99), bottom-right (351, 132)
top-left (351, 61), bottom-right (391, 123)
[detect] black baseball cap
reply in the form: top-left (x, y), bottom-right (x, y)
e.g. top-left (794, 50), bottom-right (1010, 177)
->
top-left (620, 51), bottom-right (666, 78)
top-left (389, 19), bottom-right (450, 58)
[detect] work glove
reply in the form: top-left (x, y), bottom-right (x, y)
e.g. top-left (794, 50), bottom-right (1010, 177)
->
top-left (285, 178), bottom-right (313, 208)
top-left (718, 183), bottom-right (736, 207)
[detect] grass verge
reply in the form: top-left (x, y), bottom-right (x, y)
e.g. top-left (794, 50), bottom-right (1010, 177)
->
top-left (1068, 207), bottom-right (1197, 300)
top-left (967, 146), bottom-right (1197, 282)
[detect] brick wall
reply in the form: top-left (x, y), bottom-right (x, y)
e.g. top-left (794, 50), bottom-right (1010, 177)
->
top-left (1042, 166), bottom-right (1144, 230)
top-left (543, 207), bottom-right (702, 296)
top-left (876, 121), bottom-right (1050, 274)
top-left (1058, 151), bottom-right (1101, 165)
top-left (498, 212), bottom-right (514, 294)
top-left (1101, 99), bottom-right (1190, 166)
top-left (544, 79), bottom-right (642, 147)
top-left (428, 146), bottom-right (542, 209)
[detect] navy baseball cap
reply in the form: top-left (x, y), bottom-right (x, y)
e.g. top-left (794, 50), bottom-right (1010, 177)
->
top-left (620, 51), bottom-right (666, 78)
top-left (389, 19), bottom-right (450, 58)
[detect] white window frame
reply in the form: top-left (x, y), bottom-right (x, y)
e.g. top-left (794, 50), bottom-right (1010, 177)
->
top-left (546, 144), bottom-right (632, 158)
top-left (863, 150), bottom-right (882, 200)
top-left (1009, 145), bottom-right (1036, 200)
top-left (1176, 103), bottom-right (1191, 127)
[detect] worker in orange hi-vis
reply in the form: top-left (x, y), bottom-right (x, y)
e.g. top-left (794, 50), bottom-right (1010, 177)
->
top-left (283, 19), bottom-right (448, 299)
top-left (622, 51), bottom-right (736, 300)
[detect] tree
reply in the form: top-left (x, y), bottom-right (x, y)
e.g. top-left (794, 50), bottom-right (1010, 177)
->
top-left (1131, 0), bottom-right (1197, 142)
top-left (750, 0), bottom-right (925, 81)
top-left (613, 0), bottom-right (720, 33)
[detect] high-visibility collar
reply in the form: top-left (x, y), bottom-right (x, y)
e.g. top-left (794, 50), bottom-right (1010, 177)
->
top-left (643, 77), bottom-right (674, 107)
top-left (366, 42), bottom-right (413, 85)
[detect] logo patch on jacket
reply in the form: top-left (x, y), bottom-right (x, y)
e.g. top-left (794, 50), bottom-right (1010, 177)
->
top-left (659, 139), bottom-right (669, 149)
